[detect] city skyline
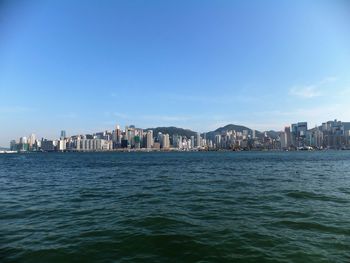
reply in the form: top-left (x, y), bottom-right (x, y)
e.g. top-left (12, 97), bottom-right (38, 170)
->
top-left (6, 118), bottom-right (350, 152)
top-left (1, 1), bottom-right (350, 146)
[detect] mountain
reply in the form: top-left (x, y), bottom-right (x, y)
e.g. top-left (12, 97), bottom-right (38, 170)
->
top-left (264, 130), bottom-right (280, 139)
top-left (148, 126), bottom-right (197, 138)
top-left (205, 124), bottom-right (262, 141)
top-left (213, 124), bottom-right (255, 134)
top-left (148, 124), bottom-right (281, 141)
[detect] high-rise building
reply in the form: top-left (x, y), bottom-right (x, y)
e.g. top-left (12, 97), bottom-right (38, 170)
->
top-left (215, 135), bottom-right (221, 148)
top-left (121, 137), bottom-right (128, 148)
top-left (284, 126), bottom-right (291, 148)
top-left (196, 133), bottom-right (201, 148)
top-left (252, 130), bottom-right (256, 139)
top-left (113, 124), bottom-right (122, 148)
top-left (321, 120), bottom-right (346, 148)
top-left (60, 130), bottom-right (66, 139)
top-left (28, 134), bottom-right (36, 147)
top-left (310, 126), bottom-right (323, 148)
top-left (58, 139), bottom-right (66, 151)
top-left (280, 132), bottom-right (287, 149)
top-left (190, 136), bottom-right (195, 148)
top-left (161, 134), bottom-right (170, 149)
top-left (19, 137), bottom-right (27, 144)
top-left (10, 140), bottom-right (17, 151)
top-left (157, 132), bottom-right (163, 145)
top-left (291, 122), bottom-right (308, 147)
top-left (242, 130), bottom-right (249, 140)
top-left (41, 139), bottom-right (54, 152)
top-left (146, 130), bottom-right (153, 149)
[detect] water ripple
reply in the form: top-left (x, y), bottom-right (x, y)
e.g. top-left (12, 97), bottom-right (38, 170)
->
top-left (1, 151), bottom-right (350, 262)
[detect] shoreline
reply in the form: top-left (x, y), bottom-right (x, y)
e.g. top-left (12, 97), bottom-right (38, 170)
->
top-left (1, 148), bottom-right (350, 154)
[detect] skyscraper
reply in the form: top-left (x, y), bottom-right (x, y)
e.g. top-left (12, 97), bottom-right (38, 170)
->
top-left (146, 130), bottom-right (153, 149)
top-left (10, 140), bottom-right (17, 151)
top-left (60, 130), bottom-right (66, 139)
top-left (162, 134), bottom-right (170, 149)
top-left (284, 126), bottom-right (291, 148)
top-left (190, 136), bottom-right (195, 148)
top-left (28, 134), bottom-right (36, 147)
top-left (215, 135), bottom-right (221, 148)
top-left (196, 133), bottom-right (201, 148)
top-left (115, 125), bottom-right (122, 146)
top-left (291, 122), bottom-right (308, 147)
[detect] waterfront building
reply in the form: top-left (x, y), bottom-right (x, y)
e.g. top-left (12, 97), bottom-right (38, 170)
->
top-left (17, 137), bottom-right (29, 152)
top-left (78, 138), bottom-right (111, 151)
top-left (58, 139), bottom-right (66, 151)
top-left (190, 136), bottom-right (195, 148)
top-left (280, 132), bottom-right (287, 149)
top-left (36, 140), bottom-right (41, 150)
top-left (291, 122), bottom-right (308, 147)
top-left (279, 129), bottom-right (289, 150)
top-left (161, 134), bottom-right (170, 149)
top-left (215, 135), bottom-right (221, 149)
top-left (133, 135), bottom-right (140, 149)
top-left (243, 130), bottom-right (249, 140)
top-left (10, 140), bottom-right (17, 151)
top-left (41, 139), bottom-right (55, 152)
top-left (321, 120), bottom-right (346, 149)
top-left (126, 127), bottom-right (136, 147)
top-left (186, 139), bottom-right (191, 150)
top-left (146, 130), bottom-right (153, 149)
top-left (112, 125), bottom-right (122, 148)
top-left (252, 129), bottom-right (256, 139)
top-left (172, 134), bottom-right (179, 148)
top-left (28, 134), bottom-right (36, 149)
top-left (179, 136), bottom-right (183, 149)
top-left (346, 130), bottom-right (350, 146)
top-left (121, 139), bottom-right (128, 148)
top-left (157, 132), bottom-right (162, 146)
top-left (196, 133), bottom-right (201, 148)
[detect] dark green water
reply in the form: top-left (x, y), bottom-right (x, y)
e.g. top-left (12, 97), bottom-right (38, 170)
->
top-left (1, 151), bottom-right (350, 262)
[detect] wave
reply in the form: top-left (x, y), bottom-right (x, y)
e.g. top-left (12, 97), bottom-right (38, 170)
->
top-left (286, 191), bottom-right (348, 204)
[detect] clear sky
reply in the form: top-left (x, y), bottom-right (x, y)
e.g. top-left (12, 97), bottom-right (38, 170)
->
top-left (1, 0), bottom-right (350, 146)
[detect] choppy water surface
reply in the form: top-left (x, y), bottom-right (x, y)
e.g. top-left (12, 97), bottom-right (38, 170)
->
top-left (1, 151), bottom-right (350, 262)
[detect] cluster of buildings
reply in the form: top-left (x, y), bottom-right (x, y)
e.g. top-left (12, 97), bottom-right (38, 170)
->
top-left (9, 125), bottom-right (204, 152)
top-left (9, 120), bottom-right (350, 153)
top-left (211, 120), bottom-right (350, 151)
top-left (280, 120), bottom-right (350, 150)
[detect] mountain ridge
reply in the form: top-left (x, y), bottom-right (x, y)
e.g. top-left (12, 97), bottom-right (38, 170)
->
top-left (147, 126), bottom-right (197, 138)
top-left (147, 124), bottom-right (280, 140)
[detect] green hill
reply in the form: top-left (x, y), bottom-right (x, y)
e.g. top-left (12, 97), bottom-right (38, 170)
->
top-left (147, 126), bottom-right (197, 138)
top-left (205, 124), bottom-right (263, 140)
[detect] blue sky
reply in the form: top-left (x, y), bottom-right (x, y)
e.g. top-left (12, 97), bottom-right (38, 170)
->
top-left (1, 0), bottom-right (350, 146)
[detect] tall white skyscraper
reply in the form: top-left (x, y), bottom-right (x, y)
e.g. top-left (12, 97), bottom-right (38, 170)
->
top-left (146, 130), bottom-right (153, 149)
top-left (28, 134), bottom-right (36, 147)
top-left (252, 130), bottom-right (256, 139)
top-left (190, 136), bottom-right (195, 148)
top-left (161, 134), bottom-right (170, 149)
